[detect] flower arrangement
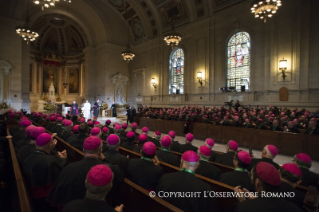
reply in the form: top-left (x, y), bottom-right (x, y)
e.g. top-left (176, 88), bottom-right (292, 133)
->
top-left (123, 103), bottom-right (130, 108)
top-left (115, 103), bottom-right (122, 108)
top-left (0, 102), bottom-right (8, 109)
top-left (44, 101), bottom-right (56, 111)
top-left (101, 103), bottom-right (109, 111)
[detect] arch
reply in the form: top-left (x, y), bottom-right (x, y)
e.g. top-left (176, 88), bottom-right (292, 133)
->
top-left (169, 48), bottom-right (185, 94)
top-left (227, 31), bottom-right (251, 92)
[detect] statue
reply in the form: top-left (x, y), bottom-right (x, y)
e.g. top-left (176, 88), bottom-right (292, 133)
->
top-left (116, 87), bottom-right (123, 103)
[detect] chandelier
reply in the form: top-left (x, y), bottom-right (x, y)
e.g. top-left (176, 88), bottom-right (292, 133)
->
top-left (164, 33), bottom-right (182, 49)
top-left (16, 17), bottom-right (39, 44)
top-left (34, 0), bottom-right (71, 11)
top-left (251, 0), bottom-right (282, 23)
top-left (121, 51), bottom-right (135, 63)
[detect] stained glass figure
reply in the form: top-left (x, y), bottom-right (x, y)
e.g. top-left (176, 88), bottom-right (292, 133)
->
top-left (227, 32), bottom-right (251, 92)
top-left (169, 48), bottom-right (184, 94)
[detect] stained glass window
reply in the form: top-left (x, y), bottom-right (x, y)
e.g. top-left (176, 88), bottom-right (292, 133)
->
top-left (169, 48), bottom-right (184, 94)
top-left (227, 32), bottom-right (251, 92)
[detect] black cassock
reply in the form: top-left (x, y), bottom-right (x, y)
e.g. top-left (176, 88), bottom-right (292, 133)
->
top-left (62, 196), bottom-right (115, 212)
top-left (111, 104), bottom-right (117, 117)
top-left (48, 157), bottom-right (124, 207)
top-left (93, 102), bottom-right (100, 117)
top-left (219, 170), bottom-right (253, 191)
top-left (156, 149), bottom-right (181, 167)
top-left (70, 103), bottom-right (78, 115)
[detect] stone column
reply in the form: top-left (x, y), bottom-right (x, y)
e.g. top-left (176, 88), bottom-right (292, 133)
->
top-left (4, 69), bottom-right (10, 100)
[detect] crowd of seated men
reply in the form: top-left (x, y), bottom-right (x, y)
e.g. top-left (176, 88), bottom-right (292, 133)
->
top-left (3, 109), bottom-right (319, 212)
top-left (138, 104), bottom-right (319, 135)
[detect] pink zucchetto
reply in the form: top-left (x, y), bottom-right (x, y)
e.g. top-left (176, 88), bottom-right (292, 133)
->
top-left (138, 134), bottom-right (148, 142)
top-left (73, 125), bottom-right (79, 133)
top-left (142, 142), bottom-right (156, 155)
top-left (80, 118), bottom-right (85, 123)
top-left (161, 135), bottom-right (172, 147)
top-left (113, 122), bottom-right (118, 126)
top-left (182, 150), bottom-right (199, 162)
top-left (186, 133), bottom-right (194, 142)
top-left (282, 163), bottom-right (302, 177)
top-left (256, 162), bottom-right (281, 186)
top-left (25, 125), bottom-right (36, 137)
top-left (88, 121), bottom-right (93, 126)
top-left (142, 127), bottom-right (149, 133)
top-left (9, 113), bottom-right (15, 118)
top-left (206, 138), bottom-right (214, 147)
top-left (31, 126), bottom-right (46, 139)
top-left (56, 117), bottom-right (63, 122)
top-left (228, 140), bottom-right (238, 151)
top-left (94, 121), bottom-right (101, 126)
top-left (20, 116), bottom-right (28, 120)
top-left (106, 119), bottom-right (111, 124)
top-left (295, 153), bottom-right (311, 163)
top-left (114, 125), bottom-right (121, 130)
top-left (199, 146), bottom-right (211, 157)
top-left (102, 127), bottom-right (109, 133)
top-left (126, 131), bottom-right (135, 138)
top-left (237, 151), bottom-right (251, 164)
top-left (50, 116), bottom-right (56, 121)
top-left (19, 120), bottom-right (32, 127)
top-left (90, 127), bottom-right (101, 136)
top-left (131, 123), bottom-right (137, 129)
top-left (267, 145), bottom-right (278, 156)
top-left (107, 134), bottom-right (120, 145)
top-left (155, 131), bottom-right (161, 136)
top-left (87, 164), bottom-right (113, 186)
top-left (83, 136), bottom-right (101, 150)
top-left (63, 120), bottom-right (73, 127)
top-left (168, 131), bottom-right (175, 138)
top-left (36, 133), bottom-right (52, 146)
top-left (42, 114), bottom-right (47, 118)
top-left (122, 123), bottom-right (128, 129)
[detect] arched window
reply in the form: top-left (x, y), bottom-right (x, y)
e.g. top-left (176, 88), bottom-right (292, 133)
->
top-left (169, 48), bottom-right (184, 94)
top-left (227, 32), bottom-right (251, 92)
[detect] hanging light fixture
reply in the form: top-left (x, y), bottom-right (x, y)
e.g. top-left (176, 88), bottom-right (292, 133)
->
top-left (34, 0), bottom-right (71, 11)
top-left (121, 0), bottom-right (135, 63)
top-left (16, 1), bottom-right (39, 44)
top-left (164, 15), bottom-right (181, 49)
top-left (251, 0), bottom-right (282, 23)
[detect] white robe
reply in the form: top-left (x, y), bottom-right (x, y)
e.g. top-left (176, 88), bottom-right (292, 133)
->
top-left (83, 102), bottom-right (91, 121)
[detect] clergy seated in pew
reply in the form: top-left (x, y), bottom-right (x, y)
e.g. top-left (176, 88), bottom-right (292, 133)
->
top-left (205, 138), bottom-right (219, 162)
top-left (127, 142), bottom-right (164, 191)
top-left (219, 150), bottom-right (254, 191)
top-left (45, 116), bottom-right (57, 132)
top-left (52, 117), bottom-right (64, 134)
top-left (103, 134), bottom-right (128, 176)
top-left (68, 123), bottom-right (89, 151)
top-left (132, 134), bottom-right (148, 153)
top-left (120, 131), bottom-right (137, 151)
top-left (21, 133), bottom-right (68, 212)
top-left (47, 136), bottom-right (124, 208)
top-left (101, 126), bottom-right (109, 141)
top-left (178, 133), bottom-right (198, 154)
top-left (231, 162), bottom-right (303, 212)
top-left (14, 125), bottom-right (35, 152)
top-left (156, 135), bottom-right (181, 167)
top-left (12, 120), bottom-right (32, 144)
top-left (215, 140), bottom-right (238, 167)
top-left (269, 120), bottom-right (282, 131)
top-left (57, 119), bottom-right (73, 141)
top-left (130, 122), bottom-right (139, 141)
top-left (66, 125), bottom-right (79, 143)
top-left (149, 130), bottom-right (162, 148)
top-left (156, 151), bottom-right (220, 212)
top-left (168, 130), bottom-right (181, 152)
top-left (90, 127), bottom-right (108, 152)
top-left (195, 146), bottom-right (222, 181)
top-left (62, 164), bottom-right (124, 212)
top-left (249, 145), bottom-right (280, 171)
top-left (293, 153), bottom-right (319, 190)
top-left (104, 119), bottom-right (114, 134)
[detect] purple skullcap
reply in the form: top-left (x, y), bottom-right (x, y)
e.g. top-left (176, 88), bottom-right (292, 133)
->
top-left (19, 120), bottom-right (32, 127)
top-left (63, 120), bottom-right (73, 127)
top-left (20, 116), bottom-right (28, 120)
top-left (138, 134), bottom-right (148, 142)
top-left (107, 134), bottom-right (120, 145)
top-left (56, 117), bottom-right (63, 122)
top-left (182, 150), bottom-right (199, 162)
top-left (114, 125), bottom-right (121, 130)
top-left (267, 145), bottom-right (278, 156)
top-left (142, 127), bottom-right (149, 133)
top-left (131, 123), bottom-right (137, 129)
top-left (84, 136), bottom-right (101, 150)
top-left (122, 123), bottom-right (128, 129)
top-left (73, 125), bottom-right (79, 133)
top-left (50, 113), bottom-right (55, 116)
top-left (80, 118), bottom-right (85, 123)
top-left (186, 133), bottom-right (194, 142)
top-left (31, 126), bottom-right (46, 139)
top-left (106, 119), bottom-right (111, 124)
top-left (296, 153), bottom-right (311, 163)
top-left (168, 131), bottom-right (175, 138)
top-left (256, 162), bottom-right (281, 186)
top-left (199, 146), bottom-right (211, 157)
top-left (206, 138), bottom-right (214, 147)
top-left (90, 127), bottom-right (101, 136)
top-left (42, 114), bottom-right (47, 118)
top-left (237, 151), bottom-right (251, 164)
top-left (126, 131), bottom-right (135, 138)
top-left (25, 125), bottom-right (36, 137)
top-left (282, 163), bottom-right (302, 177)
top-left (142, 142), bottom-right (156, 155)
top-left (161, 135), bottom-right (172, 147)
top-left (102, 127), bottom-right (109, 133)
top-left (35, 133), bottom-right (52, 146)
top-left (113, 122), bottom-right (118, 126)
top-left (10, 113), bottom-right (15, 118)
top-left (228, 140), bottom-right (238, 151)
top-left (94, 121), bottom-right (101, 126)
top-left (17, 111), bottom-right (22, 115)
top-left (87, 164), bottom-right (113, 186)
top-left (155, 131), bottom-right (161, 136)
top-left (88, 121), bottom-right (93, 125)
top-left (258, 119), bottom-right (263, 122)
top-left (50, 116), bottom-right (56, 121)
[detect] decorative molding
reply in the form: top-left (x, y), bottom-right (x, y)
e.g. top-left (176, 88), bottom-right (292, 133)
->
top-left (132, 68), bottom-right (145, 78)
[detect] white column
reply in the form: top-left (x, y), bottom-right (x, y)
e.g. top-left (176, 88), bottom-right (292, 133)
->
top-left (4, 68), bottom-right (10, 100)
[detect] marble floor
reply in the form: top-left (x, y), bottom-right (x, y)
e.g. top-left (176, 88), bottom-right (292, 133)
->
top-left (97, 116), bottom-right (319, 174)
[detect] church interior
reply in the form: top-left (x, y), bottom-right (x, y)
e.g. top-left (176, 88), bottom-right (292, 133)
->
top-left (0, 0), bottom-right (319, 211)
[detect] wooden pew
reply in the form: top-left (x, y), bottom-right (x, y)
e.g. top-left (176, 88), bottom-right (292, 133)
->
top-left (6, 126), bottom-right (33, 212)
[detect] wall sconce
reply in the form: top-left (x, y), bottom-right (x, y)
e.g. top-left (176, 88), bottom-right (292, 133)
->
top-left (151, 78), bottom-right (157, 89)
top-left (279, 58), bottom-right (287, 81)
top-left (197, 72), bottom-right (203, 86)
